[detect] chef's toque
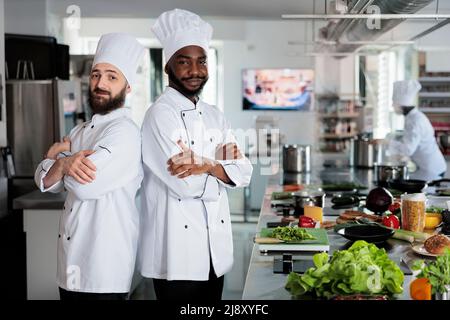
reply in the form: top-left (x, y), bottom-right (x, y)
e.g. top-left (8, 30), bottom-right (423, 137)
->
top-left (92, 33), bottom-right (145, 87)
top-left (392, 80), bottom-right (422, 107)
top-left (151, 8), bottom-right (213, 64)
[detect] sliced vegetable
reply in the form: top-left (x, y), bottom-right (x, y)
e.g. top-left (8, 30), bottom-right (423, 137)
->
top-left (299, 216), bottom-right (316, 228)
top-left (410, 278), bottom-right (432, 300)
top-left (382, 214), bottom-right (400, 229)
top-left (269, 226), bottom-right (316, 242)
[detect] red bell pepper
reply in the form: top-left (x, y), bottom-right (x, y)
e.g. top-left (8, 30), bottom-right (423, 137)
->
top-left (298, 216), bottom-right (316, 228)
top-left (382, 214), bottom-right (400, 229)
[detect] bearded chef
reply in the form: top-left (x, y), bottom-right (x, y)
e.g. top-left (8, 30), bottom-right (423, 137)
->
top-left (34, 33), bottom-right (144, 300)
top-left (388, 80), bottom-right (446, 181)
top-left (139, 9), bottom-right (253, 301)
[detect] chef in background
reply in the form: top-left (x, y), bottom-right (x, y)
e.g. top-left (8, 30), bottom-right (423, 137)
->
top-left (388, 79), bottom-right (446, 181)
top-left (34, 33), bottom-right (144, 300)
top-left (139, 9), bottom-right (253, 301)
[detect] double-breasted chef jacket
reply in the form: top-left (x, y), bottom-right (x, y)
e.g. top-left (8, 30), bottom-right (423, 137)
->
top-left (139, 87), bottom-right (253, 281)
top-left (35, 107), bottom-right (142, 293)
top-left (388, 108), bottom-right (446, 181)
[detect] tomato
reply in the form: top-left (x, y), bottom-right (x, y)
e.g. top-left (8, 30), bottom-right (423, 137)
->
top-left (382, 214), bottom-right (400, 229)
top-left (388, 202), bottom-right (401, 213)
top-left (298, 216), bottom-right (316, 228)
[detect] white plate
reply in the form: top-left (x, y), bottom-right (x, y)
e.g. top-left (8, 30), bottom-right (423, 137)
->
top-left (411, 244), bottom-right (443, 257)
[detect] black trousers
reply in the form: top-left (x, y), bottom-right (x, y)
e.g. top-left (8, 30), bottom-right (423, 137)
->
top-left (59, 287), bottom-right (128, 301)
top-left (153, 263), bottom-right (224, 301)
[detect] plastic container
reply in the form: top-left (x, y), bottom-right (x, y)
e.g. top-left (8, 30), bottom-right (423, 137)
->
top-left (401, 193), bottom-right (426, 232)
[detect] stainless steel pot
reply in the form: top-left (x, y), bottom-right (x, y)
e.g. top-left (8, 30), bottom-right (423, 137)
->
top-left (375, 164), bottom-right (408, 187)
top-left (350, 135), bottom-right (385, 168)
top-left (282, 144), bottom-right (311, 173)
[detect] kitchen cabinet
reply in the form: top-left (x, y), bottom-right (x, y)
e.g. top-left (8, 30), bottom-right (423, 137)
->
top-left (317, 95), bottom-right (361, 153)
top-left (13, 190), bottom-right (142, 300)
top-left (418, 52), bottom-right (450, 156)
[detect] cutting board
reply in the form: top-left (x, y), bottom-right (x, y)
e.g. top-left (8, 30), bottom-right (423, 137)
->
top-left (256, 228), bottom-right (330, 252)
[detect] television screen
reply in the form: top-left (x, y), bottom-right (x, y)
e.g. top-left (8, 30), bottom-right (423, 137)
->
top-left (242, 69), bottom-right (314, 111)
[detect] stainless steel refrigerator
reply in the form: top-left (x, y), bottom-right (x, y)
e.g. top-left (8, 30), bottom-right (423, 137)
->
top-left (6, 79), bottom-right (81, 177)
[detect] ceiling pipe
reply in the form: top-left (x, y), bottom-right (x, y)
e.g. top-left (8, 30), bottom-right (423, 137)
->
top-left (282, 14), bottom-right (450, 19)
top-left (410, 18), bottom-right (450, 40)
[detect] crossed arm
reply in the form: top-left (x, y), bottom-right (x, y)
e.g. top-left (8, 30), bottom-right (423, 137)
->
top-left (42, 137), bottom-right (97, 189)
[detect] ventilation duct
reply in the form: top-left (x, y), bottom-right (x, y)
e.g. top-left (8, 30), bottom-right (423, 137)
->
top-left (319, 0), bottom-right (435, 53)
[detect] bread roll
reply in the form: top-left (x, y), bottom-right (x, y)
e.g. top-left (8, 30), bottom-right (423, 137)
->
top-left (424, 234), bottom-right (450, 254)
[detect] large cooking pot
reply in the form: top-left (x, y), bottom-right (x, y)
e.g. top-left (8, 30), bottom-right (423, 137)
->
top-left (350, 135), bottom-right (385, 168)
top-left (282, 144), bottom-right (311, 173)
top-left (374, 164), bottom-right (408, 187)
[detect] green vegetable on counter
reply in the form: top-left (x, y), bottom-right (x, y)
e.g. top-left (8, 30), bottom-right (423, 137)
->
top-left (321, 182), bottom-right (367, 192)
top-left (285, 240), bottom-right (404, 299)
top-left (269, 226), bottom-right (316, 242)
top-left (271, 192), bottom-right (294, 200)
top-left (412, 248), bottom-right (450, 295)
top-left (393, 229), bottom-right (430, 242)
top-left (426, 206), bottom-right (445, 214)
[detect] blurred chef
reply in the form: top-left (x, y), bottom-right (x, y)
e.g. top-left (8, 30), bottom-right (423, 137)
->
top-left (34, 33), bottom-right (144, 300)
top-left (139, 9), bottom-right (253, 301)
top-left (388, 79), bottom-right (446, 181)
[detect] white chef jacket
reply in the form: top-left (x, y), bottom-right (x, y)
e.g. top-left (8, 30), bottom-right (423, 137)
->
top-left (139, 87), bottom-right (253, 281)
top-left (34, 107), bottom-right (142, 293)
top-left (388, 108), bottom-right (446, 181)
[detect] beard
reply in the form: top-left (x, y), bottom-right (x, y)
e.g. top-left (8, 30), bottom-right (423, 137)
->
top-left (88, 85), bottom-right (127, 115)
top-left (167, 66), bottom-right (208, 98)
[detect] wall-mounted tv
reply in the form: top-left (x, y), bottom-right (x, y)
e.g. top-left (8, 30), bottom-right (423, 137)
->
top-left (242, 68), bottom-right (314, 111)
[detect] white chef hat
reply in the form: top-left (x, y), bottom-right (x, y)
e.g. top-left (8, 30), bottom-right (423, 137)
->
top-left (151, 8), bottom-right (213, 64)
top-left (392, 80), bottom-right (422, 106)
top-left (92, 33), bottom-right (145, 87)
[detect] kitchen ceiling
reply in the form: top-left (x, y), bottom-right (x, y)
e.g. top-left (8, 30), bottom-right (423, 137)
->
top-left (47, 0), bottom-right (450, 19)
top-left (47, 0), bottom-right (323, 19)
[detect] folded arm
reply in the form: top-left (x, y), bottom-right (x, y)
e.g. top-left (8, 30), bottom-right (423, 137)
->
top-left (142, 107), bottom-right (220, 201)
top-left (63, 124), bottom-right (141, 201)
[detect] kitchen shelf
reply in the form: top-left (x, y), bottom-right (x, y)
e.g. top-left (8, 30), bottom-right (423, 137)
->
top-left (319, 112), bottom-right (360, 119)
top-left (419, 77), bottom-right (450, 82)
top-left (420, 107), bottom-right (450, 113)
top-left (419, 92), bottom-right (450, 98)
top-left (321, 133), bottom-right (356, 139)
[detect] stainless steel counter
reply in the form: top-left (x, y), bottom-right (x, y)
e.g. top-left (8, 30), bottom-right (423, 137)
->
top-left (13, 189), bottom-right (66, 210)
top-left (242, 166), bottom-right (430, 300)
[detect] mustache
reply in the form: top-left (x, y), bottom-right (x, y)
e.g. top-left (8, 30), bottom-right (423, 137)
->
top-left (93, 88), bottom-right (111, 95)
top-left (181, 76), bottom-right (207, 81)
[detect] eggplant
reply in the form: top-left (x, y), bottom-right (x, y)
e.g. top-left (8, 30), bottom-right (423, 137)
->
top-left (442, 209), bottom-right (450, 225)
top-left (365, 187), bottom-right (394, 214)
